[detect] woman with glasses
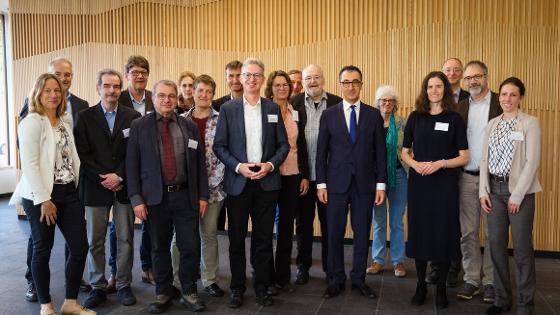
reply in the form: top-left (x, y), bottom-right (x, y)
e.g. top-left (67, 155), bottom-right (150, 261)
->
top-left (479, 77), bottom-right (541, 315)
top-left (264, 70), bottom-right (309, 293)
top-left (401, 71), bottom-right (469, 309)
top-left (366, 85), bottom-right (408, 278)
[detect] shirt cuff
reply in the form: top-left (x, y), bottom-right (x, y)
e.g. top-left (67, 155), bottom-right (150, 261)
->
top-left (235, 163), bottom-right (241, 174)
top-left (266, 162), bottom-right (275, 171)
top-left (317, 183), bottom-right (327, 189)
top-left (130, 194), bottom-right (145, 208)
top-left (376, 183), bottom-right (386, 190)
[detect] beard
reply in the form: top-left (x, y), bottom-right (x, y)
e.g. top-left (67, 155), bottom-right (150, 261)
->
top-left (469, 85), bottom-right (483, 96)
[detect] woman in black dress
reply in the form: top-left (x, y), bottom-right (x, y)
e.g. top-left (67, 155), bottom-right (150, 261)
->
top-left (401, 71), bottom-right (469, 309)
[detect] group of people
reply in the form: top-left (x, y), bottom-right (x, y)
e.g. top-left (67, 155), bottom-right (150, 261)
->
top-left (10, 55), bottom-right (541, 315)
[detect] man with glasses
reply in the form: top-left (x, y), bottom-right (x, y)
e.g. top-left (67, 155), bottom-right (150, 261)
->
top-left (213, 58), bottom-right (289, 308)
top-left (316, 65), bottom-right (386, 300)
top-left (291, 64), bottom-right (341, 285)
top-left (127, 80), bottom-right (208, 313)
top-left (455, 60), bottom-right (501, 303)
top-left (212, 60), bottom-right (244, 112)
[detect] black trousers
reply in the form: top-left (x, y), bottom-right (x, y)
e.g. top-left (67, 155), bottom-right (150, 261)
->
top-left (140, 220), bottom-right (153, 271)
top-left (26, 236), bottom-right (72, 284)
top-left (22, 183), bottom-right (88, 304)
top-left (147, 188), bottom-right (200, 295)
top-left (296, 181), bottom-right (328, 272)
top-left (227, 180), bottom-right (278, 293)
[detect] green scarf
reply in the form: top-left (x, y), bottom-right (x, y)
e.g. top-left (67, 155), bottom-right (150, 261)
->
top-left (386, 114), bottom-right (398, 188)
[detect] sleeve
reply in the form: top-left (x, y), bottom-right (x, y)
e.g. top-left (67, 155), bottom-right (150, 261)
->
top-left (296, 116), bottom-right (310, 179)
top-left (402, 111), bottom-right (415, 149)
top-left (315, 111), bottom-right (330, 186)
top-left (373, 109), bottom-right (388, 185)
top-left (212, 107), bottom-right (242, 172)
top-left (268, 104), bottom-right (290, 170)
top-left (191, 123), bottom-right (209, 201)
top-left (126, 119), bottom-right (142, 202)
top-left (510, 117), bottom-right (541, 205)
top-left (18, 117), bottom-right (51, 204)
top-left (74, 110), bottom-right (109, 182)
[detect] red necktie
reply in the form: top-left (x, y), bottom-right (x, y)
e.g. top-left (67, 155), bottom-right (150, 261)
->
top-left (161, 118), bottom-right (176, 181)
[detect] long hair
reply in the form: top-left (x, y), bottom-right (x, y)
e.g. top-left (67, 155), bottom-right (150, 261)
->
top-left (28, 73), bottom-right (67, 117)
top-left (414, 71), bottom-right (455, 114)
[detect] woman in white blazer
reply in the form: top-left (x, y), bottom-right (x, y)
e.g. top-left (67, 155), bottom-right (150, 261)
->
top-left (10, 74), bottom-right (95, 315)
top-left (479, 77), bottom-right (541, 315)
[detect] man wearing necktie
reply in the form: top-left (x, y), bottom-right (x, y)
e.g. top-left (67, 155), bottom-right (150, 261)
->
top-left (316, 65), bottom-right (387, 299)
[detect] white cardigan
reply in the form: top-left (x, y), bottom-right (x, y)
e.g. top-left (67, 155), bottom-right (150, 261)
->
top-left (10, 113), bottom-right (80, 206)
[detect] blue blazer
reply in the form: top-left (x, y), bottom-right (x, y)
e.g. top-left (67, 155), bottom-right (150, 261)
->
top-left (126, 112), bottom-right (209, 210)
top-left (316, 102), bottom-right (387, 194)
top-left (213, 97), bottom-right (290, 196)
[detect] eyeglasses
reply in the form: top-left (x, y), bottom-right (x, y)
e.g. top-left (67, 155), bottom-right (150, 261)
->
top-left (242, 72), bottom-right (264, 80)
top-left (463, 74), bottom-right (486, 82)
top-left (156, 93), bottom-right (177, 100)
top-left (340, 80), bottom-right (362, 88)
top-left (129, 70), bottom-right (149, 77)
top-left (273, 83), bottom-right (290, 89)
top-left (304, 75), bottom-right (322, 82)
top-left (379, 98), bottom-right (396, 103)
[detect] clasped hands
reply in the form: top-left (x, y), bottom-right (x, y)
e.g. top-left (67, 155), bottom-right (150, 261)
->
top-left (100, 173), bottom-right (123, 192)
top-left (238, 162), bottom-right (272, 180)
top-left (413, 160), bottom-right (444, 176)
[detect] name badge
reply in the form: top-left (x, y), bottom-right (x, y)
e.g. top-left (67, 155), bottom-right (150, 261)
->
top-left (510, 131), bottom-right (524, 141)
top-left (188, 139), bottom-right (198, 149)
top-left (292, 110), bottom-right (299, 122)
top-left (122, 128), bottom-right (130, 138)
top-left (268, 114), bottom-right (278, 123)
top-left (434, 122), bottom-right (449, 131)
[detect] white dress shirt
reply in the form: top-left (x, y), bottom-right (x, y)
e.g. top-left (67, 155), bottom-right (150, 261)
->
top-left (465, 91), bottom-right (491, 171)
top-left (243, 97), bottom-right (263, 163)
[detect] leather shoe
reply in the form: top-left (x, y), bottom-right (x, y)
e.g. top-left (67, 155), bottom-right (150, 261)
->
top-left (204, 283), bottom-right (224, 297)
top-left (351, 283), bottom-right (376, 299)
top-left (294, 268), bottom-right (309, 285)
top-left (83, 289), bottom-right (106, 309)
top-left (180, 292), bottom-right (206, 312)
top-left (142, 270), bottom-right (156, 285)
top-left (255, 292), bottom-right (273, 307)
top-left (148, 294), bottom-right (173, 314)
top-left (117, 286), bottom-right (136, 306)
top-left (25, 282), bottom-right (38, 302)
top-left (106, 274), bottom-right (116, 294)
top-left (486, 305), bottom-right (511, 314)
top-left (79, 279), bottom-right (92, 292)
top-left (323, 283), bottom-right (344, 299)
top-left (228, 290), bottom-right (243, 308)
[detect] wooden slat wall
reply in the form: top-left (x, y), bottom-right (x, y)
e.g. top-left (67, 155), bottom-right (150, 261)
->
top-left (8, 0), bottom-right (560, 251)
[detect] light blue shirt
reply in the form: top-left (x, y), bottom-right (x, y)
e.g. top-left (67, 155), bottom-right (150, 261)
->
top-left (130, 91), bottom-right (146, 116)
top-left (101, 104), bottom-right (118, 133)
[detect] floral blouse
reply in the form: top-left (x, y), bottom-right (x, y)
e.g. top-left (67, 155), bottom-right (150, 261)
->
top-left (53, 122), bottom-right (75, 184)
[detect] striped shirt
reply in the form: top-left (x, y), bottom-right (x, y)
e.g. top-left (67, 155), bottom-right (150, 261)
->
top-left (304, 92), bottom-right (328, 181)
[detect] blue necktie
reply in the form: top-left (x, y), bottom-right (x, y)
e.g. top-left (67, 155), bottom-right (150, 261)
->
top-left (350, 105), bottom-right (357, 143)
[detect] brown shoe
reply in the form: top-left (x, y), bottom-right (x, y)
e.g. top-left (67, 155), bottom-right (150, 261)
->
top-left (394, 263), bottom-right (407, 278)
top-left (141, 270), bottom-right (156, 285)
top-left (106, 274), bottom-right (116, 294)
top-left (366, 262), bottom-right (383, 275)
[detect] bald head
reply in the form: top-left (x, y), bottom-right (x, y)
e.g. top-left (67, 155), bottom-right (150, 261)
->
top-left (302, 64), bottom-right (325, 99)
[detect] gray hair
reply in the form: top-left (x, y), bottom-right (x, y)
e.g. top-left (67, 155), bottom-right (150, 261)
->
top-left (153, 80), bottom-right (178, 95)
top-left (242, 58), bottom-right (265, 73)
top-left (48, 57), bottom-right (72, 73)
top-left (374, 85), bottom-right (399, 112)
top-left (96, 68), bottom-right (123, 88)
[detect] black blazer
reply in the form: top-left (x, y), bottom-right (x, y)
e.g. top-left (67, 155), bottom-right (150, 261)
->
top-left (458, 89), bottom-right (470, 103)
top-left (119, 89), bottom-right (154, 114)
top-left (74, 103), bottom-right (141, 206)
top-left (19, 93), bottom-right (89, 127)
top-left (291, 92), bottom-right (342, 130)
top-left (455, 91), bottom-right (502, 126)
top-left (212, 94), bottom-right (233, 112)
top-left (126, 112), bottom-right (209, 210)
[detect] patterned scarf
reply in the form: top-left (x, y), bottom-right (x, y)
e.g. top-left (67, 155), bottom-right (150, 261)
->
top-left (386, 114), bottom-right (398, 188)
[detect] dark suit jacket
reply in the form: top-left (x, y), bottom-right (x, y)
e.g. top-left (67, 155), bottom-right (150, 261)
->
top-left (455, 91), bottom-right (502, 126)
top-left (316, 102), bottom-right (387, 194)
top-left (19, 93), bottom-right (89, 126)
top-left (458, 89), bottom-right (470, 103)
top-left (126, 112), bottom-right (209, 210)
top-left (119, 89), bottom-right (154, 114)
top-left (74, 103), bottom-right (141, 206)
top-left (291, 92), bottom-right (342, 130)
top-left (213, 97), bottom-right (290, 196)
top-left (212, 94), bottom-right (233, 112)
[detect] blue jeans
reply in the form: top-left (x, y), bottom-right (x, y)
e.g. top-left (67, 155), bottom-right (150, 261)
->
top-left (371, 167), bottom-right (407, 265)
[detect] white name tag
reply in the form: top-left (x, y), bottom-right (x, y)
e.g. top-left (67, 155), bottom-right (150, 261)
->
top-left (510, 131), bottom-right (524, 141)
top-left (188, 139), bottom-right (198, 149)
top-left (268, 114), bottom-right (278, 123)
top-left (122, 128), bottom-right (130, 138)
top-left (292, 110), bottom-right (299, 122)
top-left (434, 122), bottom-right (449, 131)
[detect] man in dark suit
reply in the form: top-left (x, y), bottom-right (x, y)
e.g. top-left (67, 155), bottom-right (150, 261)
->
top-left (75, 69), bottom-right (141, 309)
top-left (291, 64), bottom-right (342, 285)
top-left (211, 60), bottom-right (243, 112)
top-left (127, 80), bottom-right (208, 313)
top-left (19, 57), bottom-right (90, 302)
top-left (316, 65), bottom-right (387, 299)
top-left (213, 58), bottom-right (289, 308)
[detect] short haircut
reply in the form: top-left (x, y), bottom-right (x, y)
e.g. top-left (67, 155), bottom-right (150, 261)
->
top-left (29, 73), bottom-right (67, 117)
top-left (287, 69), bottom-right (302, 76)
top-left (193, 74), bottom-right (216, 93)
top-left (225, 60), bottom-right (243, 73)
top-left (499, 77), bottom-right (526, 96)
top-left (374, 85), bottom-right (399, 112)
top-left (47, 57), bottom-right (72, 73)
top-left (178, 71), bottom-right (196, 85)
top-left (464, 60), bottom-right (488, 75)
top-left (414, 71), bottom-right (455, 114)
top-left (442, 57), bottom-right (464, 68)
top-left (242, 58), bottom-right (265, 73)
top-left (96, 68), bottom-right (123, 88)
top-left (124, 55), bottom-right (150, 74)
top-left (339, 65), bottom-right (363, 81)
top-left (264, 70), bottom-right (293, 99)
top-left (152, 80), bottom-right (178, 95)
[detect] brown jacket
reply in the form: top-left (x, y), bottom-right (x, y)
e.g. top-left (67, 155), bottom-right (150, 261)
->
top-left (455, 91), bottom-right (502, 126)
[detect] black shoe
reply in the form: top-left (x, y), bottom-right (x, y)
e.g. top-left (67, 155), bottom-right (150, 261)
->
top-left (295, 268), bottom-right (310, 285)
top-left (25, 283), bottom-right (37, 302)
top-left (351, 283), bottom-right (376, 299)
top-left (228, 290), bottom-right (243, 308)
top-left (323, 283), bottom-right (344, 299)
top-left (486, 305), bottom-right (511, 314)
top-left (117, 286), bottom-right (137, 306)
top-left (446, 270), bottom-right (460, 288)
top-left (204, 283), bottom-right (224, 297)
top-left (180, 292), bottom-right (206, 312)
top-left (79, 278), bottom-right (92, 292)
top-left (255, 292), bottom-right (273, 307)
top-left (436, 284), bottom-right (448, 309)
top-left (148, 294), bottom-right (173, 314)
top-left (426, 267), bottom-right (439, 284)
top-left (411, 281), bottom-right (427, 306)
top-left (83, 289), bottom-right (107, 309)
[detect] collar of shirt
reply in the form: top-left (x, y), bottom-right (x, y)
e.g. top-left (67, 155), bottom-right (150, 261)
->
top-left (129, 90), bottom-right (146, 105)
top-left (469, 89), bottom-right (492, 106)
top-left (342, 99), bottom-right (361, 112)
top-left (305, 91), bottom-right (327, 103)
top-left (101, 104), bottom-right (118, 115)
top-left (243, 96), bottom-right (262, 109)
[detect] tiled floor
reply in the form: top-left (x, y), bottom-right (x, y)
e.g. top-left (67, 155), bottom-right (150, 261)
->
top-left (1, 197), bottom-right (559, 314)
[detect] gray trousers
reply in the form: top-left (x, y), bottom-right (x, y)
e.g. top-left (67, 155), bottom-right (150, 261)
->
top-left (487, 179), bottom-right (536, 314)
top-left (459, 173), bottom-right (494, 287)
top-left (85, 199), bottom-right (134, 290)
